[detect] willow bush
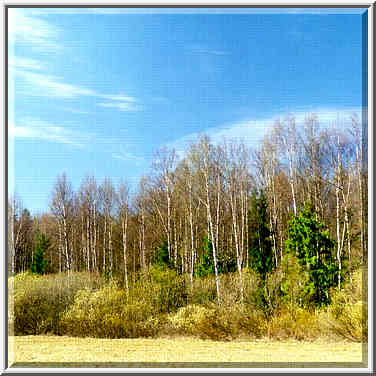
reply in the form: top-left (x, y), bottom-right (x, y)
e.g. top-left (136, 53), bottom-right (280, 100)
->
top-left (12, 272), bottom-right (104, 335)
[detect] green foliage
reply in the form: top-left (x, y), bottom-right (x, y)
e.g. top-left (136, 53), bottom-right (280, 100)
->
top-left (30, 232), bottom-right (49, 275)
top-left (285, 202), bottom-right (338, 307)
top-left (153, 240), bottom-right (174, 270)
top-left (102, 268), bottom-right (112, 282)
top-left (218, 253), bottom-right (237, 274)
top-left (195, 237), bottom-right (237, 278)
top-left (195, 237), bottom-right (215, 277)
top-left (248, 189), bottom-right (274, 279)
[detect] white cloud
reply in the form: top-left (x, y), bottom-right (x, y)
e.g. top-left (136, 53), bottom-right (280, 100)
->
top-left (167, 107), bottom-right (362, 158)
top-left (188, 45), bottom-right (228, 56)
top-left (291, 107), bottom-right (362, 129)
top-left (112, 151), bottom-right (145, 166)
top-left (151, 96), bottom-right (172, 105)
top-left (8, 125), bottom-right (34, 138)
top-left (9, 57), bottom-right (44, 71)
top-left (8, 10), bottom-right (142, 113)
top-left (16, 70), bottom-right (95, 98)
top-left (97, 102), bottom-right (142, 112)
top-left (101, 94), bottom-right (136, 103)
top-left (9, 118), bottom-right (92, 148)
top-left (13, 69), bottom-right (141, 111)
top-left (59, 107), bottom-right (90, 115)
top-left (8, 9), bottom-right (61, 51)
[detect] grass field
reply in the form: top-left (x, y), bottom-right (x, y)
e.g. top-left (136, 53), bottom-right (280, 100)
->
top-left (9, 335), bottom-right (366, 367)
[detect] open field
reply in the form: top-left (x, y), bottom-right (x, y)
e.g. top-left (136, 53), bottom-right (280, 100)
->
top-left (10, 335), bottom-right (365, 367)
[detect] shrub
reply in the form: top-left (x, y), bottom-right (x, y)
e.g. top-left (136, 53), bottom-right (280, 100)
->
top-left (147, 266), bottom-right (188, 313)
top-left (194, 306), bottom-right (233, 341)
top-left (267, 307), bottom-right (321, 341)
top-left (12, 272), bottom-right (104, 335)
top-left (218, 273), bottom-right (243, 307)
top-left (322, 269), bottom-right (366, 342)
top-left (168, 302), bottom-right (266, 341)
top-left (60, 267), bottom-right (188, 339)
top-left (168, 304), bottom-right (232, 341)
top-left (188, 275), bottom-right (217, 305)
top-left (168, 304), bottom-right (213, 334)
top-left (60, 283), bottom-right (157, 338)
top-left (235, 309), bottom-right (267, 339)
top-left (280, 253), bottom-right (308, 311)
top-left (251, 268), bottom-right (283, 318)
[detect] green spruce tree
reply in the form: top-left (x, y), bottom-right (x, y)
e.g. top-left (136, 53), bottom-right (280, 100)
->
top-left (196, 236), bottom-right (215, 277)
top-left (248, 189), bottom-right (274, 279)
top-left (31, 232), bottom-right (49, 275)
top-left (285, 202), bottom-right (338, 307)
top-left (153, 239), bottom-right (174, 270)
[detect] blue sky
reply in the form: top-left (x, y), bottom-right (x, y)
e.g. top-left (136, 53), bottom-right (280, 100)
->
top-left (8, 7), bottom-right (365, 215)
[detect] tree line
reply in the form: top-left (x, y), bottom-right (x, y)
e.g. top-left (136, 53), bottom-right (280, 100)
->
top-left (8, 112), bottom-right (367, 306)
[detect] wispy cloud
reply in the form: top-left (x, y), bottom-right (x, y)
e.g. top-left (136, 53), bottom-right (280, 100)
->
top-left (15, 70), bottom-right (95, 98)
top-left (13, 69), bottom-right (140, 111)
top-left (167, 107), bottom-right (362, 157)
top-left (8, 9), bottom-right (61, 51)
top-left (97, 102), bottom-right (142, 112)
top-left (101, 94), bottom-right (136, 103)
top-left (9, 10), bottom-right (142, 113)
top-left (9, 57), bottom-right (44, 71)
top-left (188, 44), bottom-right (228, 56)
top-left (59, 107), bottom-right (91, 115)
top-left (151, 96), bottom-right (172, 105)
top-left (9, 118), bottom-right (92, 148)
top-left (111, 151), bottom-right (145, 166)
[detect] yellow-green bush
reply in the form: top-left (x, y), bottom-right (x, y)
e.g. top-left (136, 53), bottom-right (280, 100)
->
top-left (228, 304), bottom-right (267, 339)
top-left (193, 307), bottom-right (233, 341)
top-left (168, 303), bottom-right (266, 341)
top-left (219, 271), bottom-right (261, 308)
top-left (146, 266), bottom-right (188, 313)
top-left (167, 304), bottom-right (231, 340)
top-left (267, 307), bottom-right (321, 341)
top-left (11, 272), bottom-right (104, 335)
top-left (11, 268), bottom-right (367, 341)
top-left (168, 304), bottom-right (213, 333)
top-left (187, 276), bottom-right (217, 305)
top-left (322, 269), bottom-right (366, 342)
top-left (61, 283), bottom-right (157, 338)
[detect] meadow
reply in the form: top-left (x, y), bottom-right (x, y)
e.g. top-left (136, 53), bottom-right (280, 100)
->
top-left (11, 335), bottom-right (364, 366)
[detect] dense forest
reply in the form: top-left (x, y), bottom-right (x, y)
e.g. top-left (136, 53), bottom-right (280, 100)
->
top-left (9, 112), bottom-right (368, 341)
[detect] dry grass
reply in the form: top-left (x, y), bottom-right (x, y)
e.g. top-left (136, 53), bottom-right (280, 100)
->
top-left (10, 335), bottom-right (364, 366)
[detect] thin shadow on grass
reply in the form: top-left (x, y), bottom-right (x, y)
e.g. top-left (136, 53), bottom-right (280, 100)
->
top-left (11, 361), bottom-right (367, 368)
